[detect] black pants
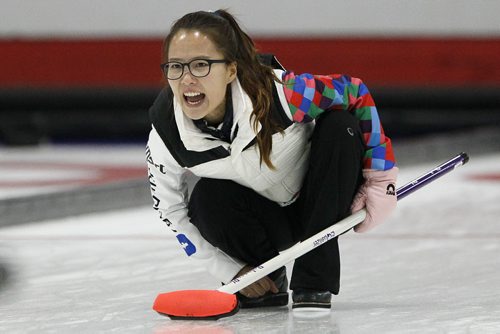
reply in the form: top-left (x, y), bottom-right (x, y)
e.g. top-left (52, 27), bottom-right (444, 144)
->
top-left (188, 111), bottom-right (364, 294)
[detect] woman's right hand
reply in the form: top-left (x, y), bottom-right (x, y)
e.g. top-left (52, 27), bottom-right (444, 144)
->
top-left (350, 167), bottom-right (398, 232)
top-left (235, 265), bottom-right (278, 298)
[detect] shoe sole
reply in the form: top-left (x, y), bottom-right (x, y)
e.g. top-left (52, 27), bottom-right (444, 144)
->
top-left (292, 302), bottom-right (331, 310)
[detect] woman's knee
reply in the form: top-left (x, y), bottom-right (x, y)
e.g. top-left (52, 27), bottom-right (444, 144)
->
top-left (190, 178), bottom-right (226, 220)
top-left (188, 179), bottom-right (229, 243)
top-left (314, 111), bottom-right (362, 142)
top-left (188, 178), bottom-right (250, 230)
top-left (190, 178), bottom-right (243, 210)
top-left (188, 178), bottom-right (266, 250)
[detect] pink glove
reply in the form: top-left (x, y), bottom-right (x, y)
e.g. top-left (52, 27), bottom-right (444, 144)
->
top-left (350, 167), bottom-right (398, 233)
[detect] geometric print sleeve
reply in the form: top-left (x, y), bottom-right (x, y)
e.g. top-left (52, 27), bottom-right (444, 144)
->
top-left (282, 71), bottom-right (396, 171)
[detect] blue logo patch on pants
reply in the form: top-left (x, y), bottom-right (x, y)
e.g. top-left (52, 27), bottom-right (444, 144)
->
top-left (176, 234), bottom-right (196, 256)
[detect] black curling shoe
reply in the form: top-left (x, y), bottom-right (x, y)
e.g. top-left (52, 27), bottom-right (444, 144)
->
top-left (236, 267), bottom-right (289, 308)
top-left (291, 289), bottom-right (332, 310)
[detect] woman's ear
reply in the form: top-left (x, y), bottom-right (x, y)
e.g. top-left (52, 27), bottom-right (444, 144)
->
top-left (226, 62), bottom-right (237, 83)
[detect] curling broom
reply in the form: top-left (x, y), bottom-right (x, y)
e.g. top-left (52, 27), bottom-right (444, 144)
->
top-left (153, 152), bottom-right (469, 320)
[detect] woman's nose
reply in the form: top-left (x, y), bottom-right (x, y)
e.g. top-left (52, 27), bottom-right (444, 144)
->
top-left (180, 66), bottom-right (197, 84)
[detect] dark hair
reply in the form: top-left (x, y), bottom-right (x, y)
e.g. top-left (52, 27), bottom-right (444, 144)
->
top-left (163, 9), bottom-right (282, 169)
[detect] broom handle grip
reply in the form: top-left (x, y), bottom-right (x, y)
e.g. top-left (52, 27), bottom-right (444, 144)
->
top-left (219, 152), bottom-right (469, 294)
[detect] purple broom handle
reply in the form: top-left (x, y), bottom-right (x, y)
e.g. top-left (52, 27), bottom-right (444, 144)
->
top-left (396, 152), bottom-right (469, 201)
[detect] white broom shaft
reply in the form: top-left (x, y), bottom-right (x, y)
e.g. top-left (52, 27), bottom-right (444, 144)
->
top-left (218, 210), bottom-right (366, 294)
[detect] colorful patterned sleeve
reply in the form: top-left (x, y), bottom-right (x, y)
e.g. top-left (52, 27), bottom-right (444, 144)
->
top-left (282, 71), bottom-right (396, 171)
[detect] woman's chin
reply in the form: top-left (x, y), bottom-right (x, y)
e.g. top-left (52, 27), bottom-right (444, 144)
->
top-left (183, 108), bottom-right (208, 121)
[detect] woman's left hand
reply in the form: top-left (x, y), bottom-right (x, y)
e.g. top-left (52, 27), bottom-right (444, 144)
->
top-left (236, 265), bottom-right (278, 298)
top-left (350, 167), bottom-right (398, 233)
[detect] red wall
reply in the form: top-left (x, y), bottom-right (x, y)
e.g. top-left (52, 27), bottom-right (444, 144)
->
top-left (1, 37), bottom-right (499, 88)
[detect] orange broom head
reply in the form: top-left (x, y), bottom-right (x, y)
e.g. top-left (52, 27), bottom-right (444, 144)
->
top-left (153, 290), bottom-right (239, 320)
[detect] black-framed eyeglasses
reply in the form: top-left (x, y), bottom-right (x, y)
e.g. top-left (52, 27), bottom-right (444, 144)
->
top-left (160, 59), bottom-right (228, 80)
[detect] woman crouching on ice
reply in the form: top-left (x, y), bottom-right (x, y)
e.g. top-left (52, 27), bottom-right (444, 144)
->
top-left (146, 9), bottom-right (398, 311)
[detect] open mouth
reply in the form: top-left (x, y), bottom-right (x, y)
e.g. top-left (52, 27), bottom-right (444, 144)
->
top-left (184, 92), bottom-right (205, 106)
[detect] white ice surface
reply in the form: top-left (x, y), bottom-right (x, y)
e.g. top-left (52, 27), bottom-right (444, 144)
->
top-left (1, 154), bottom-right (500, 333)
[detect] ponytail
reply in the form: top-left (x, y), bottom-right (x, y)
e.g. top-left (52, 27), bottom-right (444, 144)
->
top-left (214, 10), bottom-right (282, 169)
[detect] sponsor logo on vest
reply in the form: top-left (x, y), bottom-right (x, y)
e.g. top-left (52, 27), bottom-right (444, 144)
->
top-left (386, 183), bottom-right (396, 196)
top-left (176, 234), bottom-right (196, 256)
top-left (146, 145), bottom-right (167, 174)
